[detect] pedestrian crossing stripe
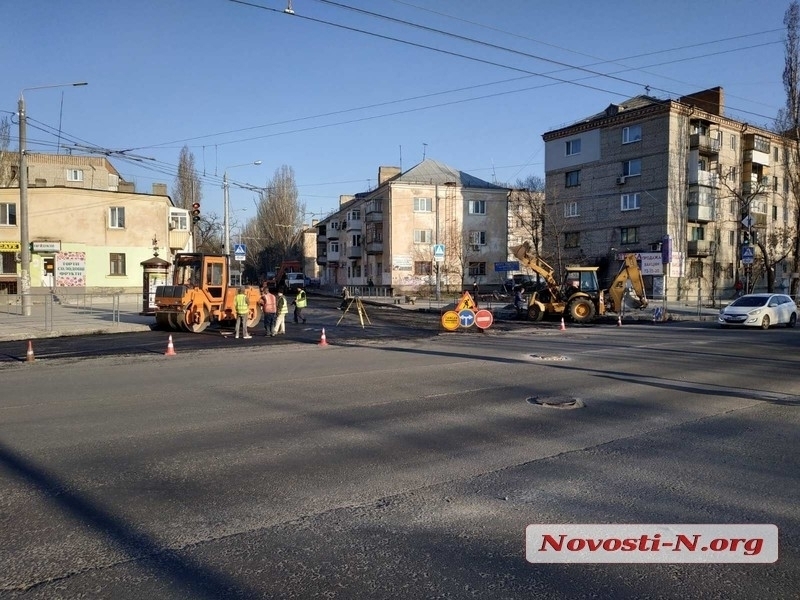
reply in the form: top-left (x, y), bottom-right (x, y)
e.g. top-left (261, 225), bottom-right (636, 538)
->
top-left (456, 291), bottom-right (477, 311)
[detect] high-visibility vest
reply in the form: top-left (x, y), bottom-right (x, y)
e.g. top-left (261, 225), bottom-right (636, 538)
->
top-left (262, 292), bottom-right (277, 313)
top-left (235, 293), bottom-right (249, 316)
top-left (295, 290), bottom-right (307, 308)
top-left (277, 295), bottom-right (289, 315)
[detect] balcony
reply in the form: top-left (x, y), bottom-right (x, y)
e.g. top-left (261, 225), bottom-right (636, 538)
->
top-left (741, 180), bottom-right (769, 197)
top-left (690, 134), bottom-right (720, 155)
top-left (326, 229), bottom-right (340, 240)
top-left (687, 240), bottom-right (715, 257)
top-left (688, 169), bottom-right (718, 187)
top-left (346, 218), bottom-right (362, 232)
top-left (327, 249), bottom-right (339, 261)
top-left (316, 254), bottom-right (327, 265)
top-left (687, 203), bottom-right (715, 223)
top-left (366, 241), bottom-right (383, 254)
top-left (743, 148), bottom-right (771, 167)
top-left (365, 211), bottom-right (383, 222)
top-left (347, 245), bottom-right (362, 259)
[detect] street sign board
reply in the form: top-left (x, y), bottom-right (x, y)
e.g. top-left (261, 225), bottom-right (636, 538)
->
top-left (494, 261), bottom-right (520, 272)
top-left (741, 246), bottom-right (755, 265)
top-left (458, 309), bottom-right (476, 328)
top-left (741, 215), bottom-right (754, 229)
top-left (441, 311), bottom-right (460, 331)
top-left (433, 244), bottom-right (445, 261)
top-left (455, 291), bottom-right (477, 311)
top-left (234, 243), bottom-right (246, 262)
top-left (661, 234), bottom-right (672, 264)
top-left (474, 309), bottom-right (493, 329)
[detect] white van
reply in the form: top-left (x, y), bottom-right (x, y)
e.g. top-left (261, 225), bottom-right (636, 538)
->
top-left (285, 272), bottom-right (305, 292)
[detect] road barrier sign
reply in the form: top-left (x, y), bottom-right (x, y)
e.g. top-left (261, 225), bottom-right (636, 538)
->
top-left (475, 309), bottom-right (493, 329)
top-left (441, 310), bottom-right (460, 331)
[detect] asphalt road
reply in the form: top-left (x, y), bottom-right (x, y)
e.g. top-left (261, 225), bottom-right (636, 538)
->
top-left (1, 317), bottom-right (798, 599)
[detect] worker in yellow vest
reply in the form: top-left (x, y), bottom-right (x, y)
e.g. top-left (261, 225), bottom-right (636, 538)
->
top-left (234, 288), bottom-right (252, 339)
top-left (293, 286), bottom-right (307, 324)
top-left (274, 291), bottom-right (289, 335)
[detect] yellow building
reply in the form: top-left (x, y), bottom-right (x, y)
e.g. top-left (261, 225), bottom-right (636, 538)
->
top-left (0, 154), bottom-right (191, 294)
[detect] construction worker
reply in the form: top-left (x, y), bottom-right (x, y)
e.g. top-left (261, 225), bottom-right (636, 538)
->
top-left (260, 284), bottom-right (277, 336)
top-left (293, 286), bottom-right (307, 324)
top-left (274, 291), bottom-right (289, 335)
top-left (234, 287), bottom-right (252, 339)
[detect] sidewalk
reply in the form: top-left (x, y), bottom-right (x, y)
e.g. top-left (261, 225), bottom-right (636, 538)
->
top-left (0, 293), bottom-right (722, 342)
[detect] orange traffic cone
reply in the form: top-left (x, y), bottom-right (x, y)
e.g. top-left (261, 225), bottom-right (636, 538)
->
top-left (617, 315), bottom-right (622, 327)
top-left (318, 328), bottom-right (329, 347)
top-left (559, 317), bottom-right (566, 331)
top-left (164, 335), bottom-right (176, 356)
top-left (26, 340), bottom-right (35, 362)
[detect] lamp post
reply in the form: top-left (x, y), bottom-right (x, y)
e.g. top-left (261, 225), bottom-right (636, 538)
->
top-left (18, 81), bottom-right (88, 316)
top-left (223, 161), bottom-right (262, 262)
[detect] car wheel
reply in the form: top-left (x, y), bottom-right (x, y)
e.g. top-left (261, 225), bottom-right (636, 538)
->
top-left (787, 313), bottom-right (797, 328)
top-left (761, 315), bottom-right (771, 330)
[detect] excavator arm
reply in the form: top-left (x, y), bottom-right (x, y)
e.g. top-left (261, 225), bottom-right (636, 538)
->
top-left (606, 254), bottom-right (648, 313)
top-left (512, 242), bottom-right (560, 290)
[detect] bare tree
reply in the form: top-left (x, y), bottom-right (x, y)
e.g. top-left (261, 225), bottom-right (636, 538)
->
top-left (778, 0), bottom-right (800, 297)
top-left (250, 165), bottom-right (306, 277)
top-left (194, 212), bottom-right (224, 254)
top-left (172, 145), bottom-right (202, 210)
top-left (0, 117), bottom-right (14, 187)
top-left (509, 175), bottom-right (546, 253)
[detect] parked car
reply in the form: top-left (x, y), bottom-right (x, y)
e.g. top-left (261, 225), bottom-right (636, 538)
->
top-left (718, 293), bottom-right (797, 329)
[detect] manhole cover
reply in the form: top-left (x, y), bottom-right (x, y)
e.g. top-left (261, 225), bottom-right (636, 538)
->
top-left (526, 396), bottom-right (585, 409)
top-left (529, 354), bottom-right (569, 361)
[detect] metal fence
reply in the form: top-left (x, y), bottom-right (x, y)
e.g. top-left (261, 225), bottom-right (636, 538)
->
top-left (0, 292), bottom-right (152, 335)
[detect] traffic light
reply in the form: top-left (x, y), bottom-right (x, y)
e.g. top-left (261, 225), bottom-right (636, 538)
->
top-left (742, 231), bottom-right (750, 245)
top-left (191, 202), bottom-right (201, 224)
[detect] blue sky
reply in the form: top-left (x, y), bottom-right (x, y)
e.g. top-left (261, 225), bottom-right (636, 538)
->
top-left (3, 0), bottom-right (791, 227)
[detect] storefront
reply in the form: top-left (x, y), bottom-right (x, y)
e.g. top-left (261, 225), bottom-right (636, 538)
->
top-left (0, 241), bottom-right (20, 294)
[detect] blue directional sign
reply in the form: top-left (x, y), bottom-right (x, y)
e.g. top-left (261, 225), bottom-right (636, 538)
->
top-left (458, 309), bottom-right (476, 328)
top-left (741, 246), bottom-right (755, 265)
top-left (234, 243), bottom-right (247, 262)
top-left (433, 244), bottom-right (445, 261)
top-left (494, 261), bottom-right (520, 272)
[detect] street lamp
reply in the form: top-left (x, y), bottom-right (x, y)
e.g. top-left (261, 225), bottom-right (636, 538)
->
top-left (223, 160), bottom-right (262, 261)
top-left (18, 81), bottom-right (88, 316)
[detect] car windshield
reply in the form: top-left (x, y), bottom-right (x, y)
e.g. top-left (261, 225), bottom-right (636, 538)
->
top-left (729, 296), bottom-right (769, 307)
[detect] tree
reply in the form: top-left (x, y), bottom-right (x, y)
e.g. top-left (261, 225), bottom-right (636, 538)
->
top-left (250, 165), bottom-right (306, 277)
top-left (0, 116), bottom-right (14, 187)
top-left (509, 175), bottom-right (546, 253)
top-left (172, 145), bottom-right (202, 210)
top-left (778, 0), bottom-right (800, 297)
top-left (194, 212), bottom-right (224, 254)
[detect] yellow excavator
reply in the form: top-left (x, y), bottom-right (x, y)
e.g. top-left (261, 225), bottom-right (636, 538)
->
top-left (512, 242), bottom-right (648, 323)
top-left (153, 253), bottom-right (262, 332)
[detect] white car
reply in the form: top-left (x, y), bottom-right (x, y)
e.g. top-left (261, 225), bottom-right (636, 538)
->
top-left (718, 293), bottom-right (797, 329)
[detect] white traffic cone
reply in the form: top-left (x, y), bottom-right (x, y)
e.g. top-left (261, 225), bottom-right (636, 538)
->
top-left (559, 317), bottom-right (566, 331)
top-left (164, 335), bottom-right (176, 356)
top-left (617, 315), bottom-right (622, 327)
top-left (318, 328), bottom-right (329, 347)
top-left (26, 340), bottom-right (35, 362)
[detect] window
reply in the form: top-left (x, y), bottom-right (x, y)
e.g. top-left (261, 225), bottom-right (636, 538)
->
top-left (414, 261), bottom-right (432, 276)
top-left (784, 178), bottom-right (790, 194)
top-left (329, 241), bottom-right (339, 253)
top-left (469, 231), bottom-right (486, 245)
top-left (0, 202), bottom-right (16, 226)
top-left (413, 229), bottom-right (432, 243)
top-left (622, 159), bottom-right (642, 177)
top-left (622, 125), bottom-right (642, 144)
top-left (565, 139), bottom-right (581, 156)
top-left (351, 234), bottom-right (361, 247)
top-left (690, 226), bottom-right (705, 241)
top-left (773, 205), bottom-right (778, 221)
top-left (348, 209), bottom-right (361, 220)
top-left (773, 176), bottom-right (779, 191)
top-left (564, 232), bottom-right (580, 248)
top-left (468, 200), bottom-right (486, 215)
top-left (330, 221), bottom-right (340, 230)
top-left (67, 169), bottom-right (84, 182)
top-left (728, 166), bottom-right (737, 182)
top-left (730, 134), bottom-right (737, 150)
top-left (468, 262), bottom-right (487, 276)
top-left (1, 251), bottom-right (15, 274)
top-left (109, 207), bottom-right (125, 228)
top-left (774, 147), bottom-right (779, 161)
top-left (109, 253), bottom-right (126, 276)
top-left (564, 202), bottom-right (579, 217)
top-left (689, 261), bottom-right (704, 279)
top-left (565, 170), bottom-right (580, 187)
top-left (753, 135), bottom-right (770, 153)
top-left (620, 227), bottom-right (639, 244)
top-left (621, 193), bottom-right (640, 211)
top-left (414, 197), bottom-right (432, 212)
top-left (729, 230), bottom-right (735, 247)
top-left (169, 212), bottom-right (188, 231)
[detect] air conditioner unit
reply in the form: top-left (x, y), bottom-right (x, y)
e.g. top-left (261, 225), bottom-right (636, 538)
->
top-left (469, 244), bottom-right (481, 252)
top-left (616, 176), bottom-right (627, 185)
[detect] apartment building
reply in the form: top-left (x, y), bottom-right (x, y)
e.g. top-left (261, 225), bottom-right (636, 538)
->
top-left (316, 159), bottom-right (510, 294)
top-left (542, 86), bottom-right (795, 301)
top-left (0, 153), bottom-right (191, 294)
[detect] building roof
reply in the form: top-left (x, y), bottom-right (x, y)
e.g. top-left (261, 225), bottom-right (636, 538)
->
top-left (393, 159), bottom-right (506, 190)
